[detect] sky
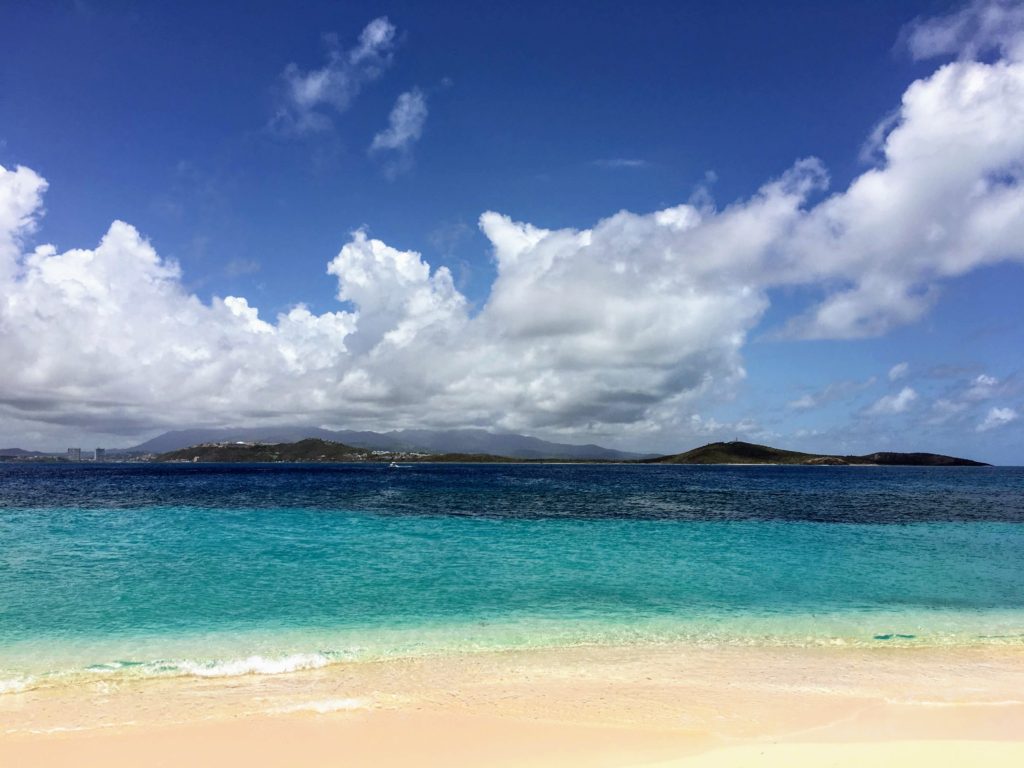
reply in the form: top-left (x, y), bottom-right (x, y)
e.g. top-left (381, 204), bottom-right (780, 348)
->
top-left (0, 0), bottom-right (1022, 463)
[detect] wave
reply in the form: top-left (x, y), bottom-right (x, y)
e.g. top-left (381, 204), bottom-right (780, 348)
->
top-left (885, 697), bottom-right (1024, 708)
top-left (0, 676), bottom-right (33, 694)
top-left (0, 652), bottom-right (347, 696)
top-left (173, 652), bottom-right (334, 678)
top-left (271, 697), bottom-right (366, 714)
top-left (4, 618), bottom-right (1024, 697)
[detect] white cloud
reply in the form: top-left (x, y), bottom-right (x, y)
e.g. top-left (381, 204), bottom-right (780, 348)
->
top-left (977, 406), bottom-right (1019, 431)
top-left (888, 362), bottom-right (909, 381)
top-left (369, 88), bottom-right (428, 174)
top-left (787, 394), bottom-right (818, 411)
top-left (866, 387), bottom-right (918, 416)
top-left (224, 258), bottom-right (260, 278)
top-left (271, 17), bottom-right (397, 134)
top-left (929, 398), bottom-right (969, 424)
top-left (777, 45), bottom-right (1024, 338)
top-left (4, 7), bottom-right (1024, 445)
top-left (0, 164), bottom-right (47, 281)
top-left (964, 373), bottom-right (1000, 400)
top-left (905, 0), bottom-right (1024, 61)
top-left (592, 158), bottom-right (649, 169)
top-left (787, 377), bottom-right (876, 410)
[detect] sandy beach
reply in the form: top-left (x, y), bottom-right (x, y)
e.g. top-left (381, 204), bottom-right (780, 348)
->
top-left (3, 643), bottom-right (1023, 766)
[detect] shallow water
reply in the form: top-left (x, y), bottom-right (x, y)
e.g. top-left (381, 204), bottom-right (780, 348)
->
top-left (1, 462), bottom-right (1022, 691)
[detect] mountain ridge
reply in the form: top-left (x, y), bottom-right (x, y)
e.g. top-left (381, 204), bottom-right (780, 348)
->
top-left (153, 438), bottom-right (988, 466)
top-left (130, 426), bottom-right (647, 461)
top-left (0, 447), bottom-right (47, 457)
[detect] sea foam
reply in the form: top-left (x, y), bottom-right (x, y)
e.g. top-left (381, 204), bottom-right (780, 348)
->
top-left (272, 697), bottom-right (367, 714)
top-left (0, 676), bottom-right (33, 694)
top-left (174, 652), bottom-right (334, 678)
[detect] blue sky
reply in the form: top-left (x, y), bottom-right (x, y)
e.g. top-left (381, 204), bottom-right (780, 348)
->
top-left (0, 0), bottom-right (1022, 462)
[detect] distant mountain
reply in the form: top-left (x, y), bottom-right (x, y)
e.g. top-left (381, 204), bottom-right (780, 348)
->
top-left (0, 447), bottom-right (47, 457)
top-left (644, 441), bottom-right (988, 466)
top-left (157, 439), bottom-right (546, 464)
top-left (158, 438), bottom-right (366, 463)
top-left (129, 427), bottom-right (342, 454)
top-left (364, 428), bottom-right (645, 460)
top-left (131, 427), bottom-right (647, 461)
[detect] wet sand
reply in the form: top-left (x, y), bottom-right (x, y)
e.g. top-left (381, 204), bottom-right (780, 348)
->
top-left (2, 643), bottom-right (1023, 766)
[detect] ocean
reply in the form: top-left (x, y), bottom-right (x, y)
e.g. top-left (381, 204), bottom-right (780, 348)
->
top-left (2, 462), bottom-right (1023, 694)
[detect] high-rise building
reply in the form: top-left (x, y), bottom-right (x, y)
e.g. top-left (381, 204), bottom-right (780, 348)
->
top-left (67, 448), bottom-right (82, 462)
top-left (94, 448), bottom-right (106, 461)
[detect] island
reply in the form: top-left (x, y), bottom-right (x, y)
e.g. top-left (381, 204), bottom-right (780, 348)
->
top-left (642, 441), bottom-right (988, 466)
top-left (152, 438), bottom-right (988, 466)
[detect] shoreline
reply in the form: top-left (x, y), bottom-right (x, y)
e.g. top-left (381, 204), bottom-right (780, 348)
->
top-left (7, 612), bottom-right (1024, 697)
top-left (3, 643), bottom-right (1023, 766)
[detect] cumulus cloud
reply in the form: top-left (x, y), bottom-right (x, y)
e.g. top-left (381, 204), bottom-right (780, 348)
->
top-left (3, 4), bottom-right (1024, 445)
top-left (866, 387), bottom-right (919, 416)
top-left (889, 362), bottom-right (909, 381)
top-left (977, 406), bottom-right (1020, 431)
top-left (271, 17), bottom-right (397, 134)
top-left (922, 372), bottom-right (1016, 427)
top-left (777, 48), bottom-right (1024, 337)
top-left (0, 164), bottom-right (47, 281)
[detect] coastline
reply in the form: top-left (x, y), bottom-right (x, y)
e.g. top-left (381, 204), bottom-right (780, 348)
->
top-left (3, 643), bottom-right (1023, 766)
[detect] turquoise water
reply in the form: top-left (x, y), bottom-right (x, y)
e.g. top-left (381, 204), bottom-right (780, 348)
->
top-left (1, 463), bottom-right (1023, 691)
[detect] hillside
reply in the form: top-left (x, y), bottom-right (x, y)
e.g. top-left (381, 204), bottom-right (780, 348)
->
top-left (856, 452), bottom-right (988, 467)
top-left (645, 441), bottom-right (987, 466)
top-left (0, 448), bottom-right (47, 457)
top-left (133, 427), bottom-right (647, 461)
top-left (646, 442), bottom-right (819, 465)
top-left (157, 438), bottom-right (368, 463)
top-left (155, 438), bottom-right (988, 466)
top-left (155, 439), bottom-right (532, 464)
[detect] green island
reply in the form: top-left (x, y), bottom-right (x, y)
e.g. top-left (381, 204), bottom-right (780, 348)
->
top-left (642, 441), bottom-right (987, 466)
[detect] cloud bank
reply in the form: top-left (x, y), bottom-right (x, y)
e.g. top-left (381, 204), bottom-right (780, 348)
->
top-left (2, 3), bottom-right (1024, 444)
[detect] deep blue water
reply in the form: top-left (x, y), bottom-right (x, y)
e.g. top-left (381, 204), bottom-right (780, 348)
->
top-left (1, 463), bottom-right (1023, 689)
